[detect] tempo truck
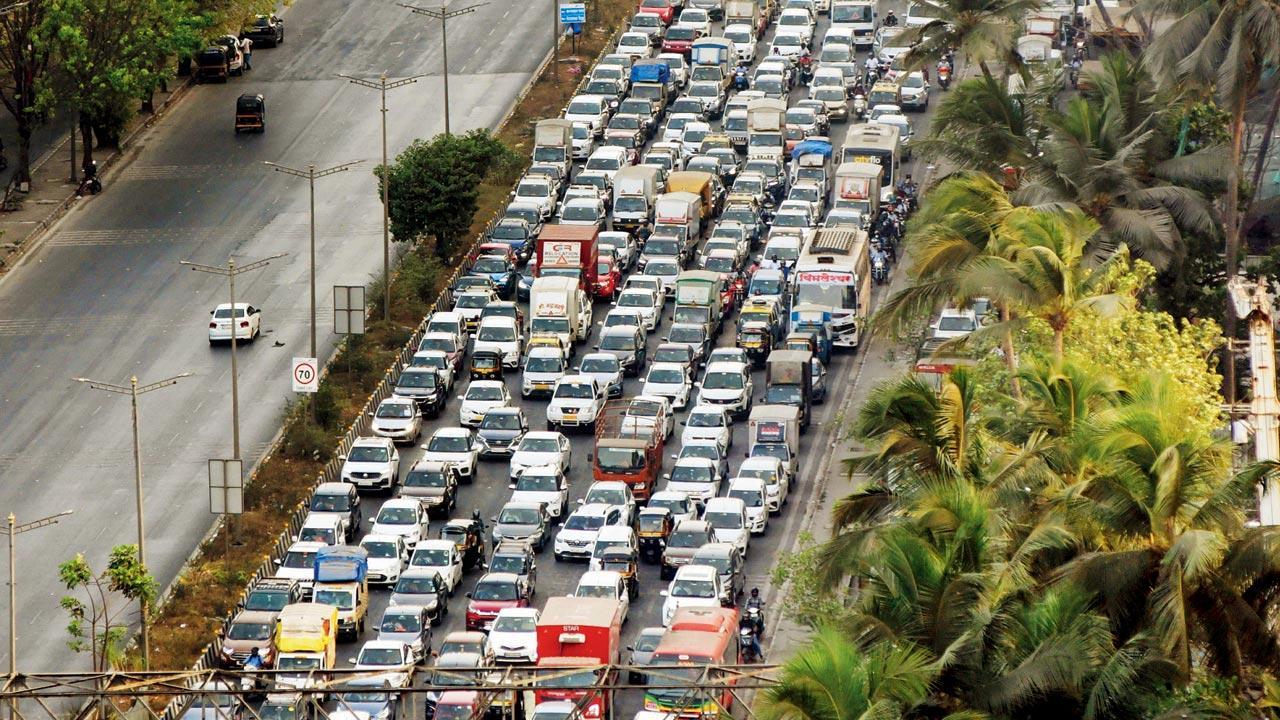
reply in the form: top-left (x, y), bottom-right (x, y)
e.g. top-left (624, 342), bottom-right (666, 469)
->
top-left (272, 603), bottom-right (338, 695)
top-left (312, 546), bottom-right (368, 641)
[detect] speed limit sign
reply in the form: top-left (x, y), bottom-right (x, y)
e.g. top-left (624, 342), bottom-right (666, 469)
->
top-left (292, 357), bottom-right (318, 393)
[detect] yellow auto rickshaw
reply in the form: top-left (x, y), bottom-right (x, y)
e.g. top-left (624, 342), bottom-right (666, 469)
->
top-left (469, 350), bottom-right (504, 381)
top-left (637, 507), bottom-right (673, 564)
top-left (599, 546), bottom-right (640, 600)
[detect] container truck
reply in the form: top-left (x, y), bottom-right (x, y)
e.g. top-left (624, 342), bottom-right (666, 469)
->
top-left (764, 350), bottom-right (813, 428)
top-left (612, 166), bottom-right (661, 232)
top-left (533, 119), bottom-right (573, 177)
top-left (746, 404), bottom-right (801, 478)
top-left (537, 223), bottom-right (599, 296)
top-left (746, 98), bottom-right (787, 161)
top-left (529, 276), bottom-right (590, 350)
top-left (653, 191), bottom-right (704, 251)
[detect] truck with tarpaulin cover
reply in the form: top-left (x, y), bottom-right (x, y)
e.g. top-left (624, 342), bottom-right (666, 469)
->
top-left (790, 139), bottom-right (833, 194)
top-left (312, 546), bottom-right (368, 640)
top-left (788, 303), bottom-right (833, 364)
top-left (535, 596), bottom-right (625, 719)
top-left (272, 603), bottom-right (338, 694)
top-left (674, 270), bottom-right (725, 336)
top-left (593, 401), bottom-right (666, 500)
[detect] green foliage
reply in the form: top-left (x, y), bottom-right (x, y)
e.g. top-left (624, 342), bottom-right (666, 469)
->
top-left (768, 533), bottom-right (857, 629)
top-left (59, 545), bottom-right (157, 671)
top-left (376, 130), bottom-right (520, 257)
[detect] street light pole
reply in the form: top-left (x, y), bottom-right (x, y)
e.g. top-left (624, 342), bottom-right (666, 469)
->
top-left (180, 254), bottom-right (286, 459)
top-left (397, 2), bottom-right (488, 135)
top-left (4, 509), bottom-right (73, 710)
top-left (338, 73), bottom-right (426, 323)
top-left (264, 161), bottom-right (362, 359)
top-left (73, 373), bottom-right (189, 670)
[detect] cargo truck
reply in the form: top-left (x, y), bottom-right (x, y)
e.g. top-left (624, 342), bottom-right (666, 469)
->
top-left (272, 603), bottom-right (338, 694)
top-left (746, 404), bottom-right (801, 479)
top-left (725, 0), bottom-right (764, 33)
top-left (533, 119), bottom-right (574, 177)
top-left (832, 161), bottom-right (882, 218)
top-left (535, 597), bottom-right (624, 720)
top-left (592, 401), bottom-right (666, 500)
top-left (612, 166), bottom-right (662, 232)
top-left (537, 224), bottom-right (599, 293)
top-left (312, 546), bottom-right (368, 641)
top-left (529, 276), bottom-right (590, 351)
top-left (746, 98), bottom-right (787, 161)
top-left (763, 350), bottom-right (812, 428)
top-left (674, 270), bottom-right (725, 336)
top-left (654, 191), bottom-right (704, 253)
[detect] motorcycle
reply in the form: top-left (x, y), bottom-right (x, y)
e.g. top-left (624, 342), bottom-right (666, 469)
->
top-left (76, 161), bottom-right (102, 197)
top-left (733, 66), bottom-right (749, 91)
top-left (937, 62), bottom-right (951, 90)
top-left (872, 253), bottom-right (889, 284)
top-left (738, 626), bottom-right (763, 663)
top-left (852, 93), bottom-right (867, 120)
top-left (744, 604), bottom-right (766, 638)
top-left (798, 58), bottom-right (814, 85)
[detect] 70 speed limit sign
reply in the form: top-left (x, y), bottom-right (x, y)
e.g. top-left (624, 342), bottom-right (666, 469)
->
top-left (292, 357), bottom-right (319, 393)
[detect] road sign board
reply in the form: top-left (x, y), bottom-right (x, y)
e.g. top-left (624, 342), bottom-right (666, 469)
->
top-left (569, 22), bottom-right (583, 35)
top-left (559, 2), bottom-right (586, 24)
top-left (292, 357), bottom-right (319, 393)
top-left (208, 459), bottom-right (244, 515)
top-left (334, 285), bottom-right (366, 335)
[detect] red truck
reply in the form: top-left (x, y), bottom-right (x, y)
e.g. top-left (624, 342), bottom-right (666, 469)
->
top-left (537, 224), bottom-right (599, 295)
top-left (535, 596), bottom-right (624, 719)
top-left (592, 401), bottom-right (666, 501)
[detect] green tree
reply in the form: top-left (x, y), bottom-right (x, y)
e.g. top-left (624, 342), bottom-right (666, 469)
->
top-left (59, 545), bottom-right (157, 671)
top-left (914, 75), bottom-right (1038, 176)
top-left (0, 0), bottom-right (57, 183)
top-left (895, 0), bottom-right (1042, 80)
top-left (375, 129), bottom-right (519, 257)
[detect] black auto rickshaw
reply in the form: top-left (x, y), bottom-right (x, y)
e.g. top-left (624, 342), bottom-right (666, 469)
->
top-left (469, 349), bottom-right (504, 381)
top-left (194, 46), bottom-right (230, 83)
top-left (439, 518), bottom-right (485, 570)
top-left (784, 331), bottom-right (818, 355)
top-left (637, 507), bottom-right (673, 564)
top-left (736, 322), bottom-right (773, 369)
top-left (234, 94), bottom-right (265, 134)
top-left (599, 546), bottom-right (640, 600)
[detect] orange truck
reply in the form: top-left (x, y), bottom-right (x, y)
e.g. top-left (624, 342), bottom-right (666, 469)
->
top-left (535, 596), bottom-right (625, 719)
top-left (591, 400), bottom-right (666, 500)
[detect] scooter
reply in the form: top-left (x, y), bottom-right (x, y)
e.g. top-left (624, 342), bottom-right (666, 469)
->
top-left (738, 626), bottom-right (763, 663)
top-left (872, 253), bottom-right (889, 284)
top-left (937, 62), bottom-right (951, 90)
top-left (733, 66), bottom-right (750, 91)
top-left (852, 93), bottom-right (867, 120)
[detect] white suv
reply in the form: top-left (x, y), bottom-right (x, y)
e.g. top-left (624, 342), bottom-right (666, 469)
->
top-left (421, 427), bottom-right (479, 483)
top-left (695, 361), bottom-right (753, 418)
top-left (546, 375), bottom-right (607, 432)
top-left (340, 437), bottom-right (401, 492)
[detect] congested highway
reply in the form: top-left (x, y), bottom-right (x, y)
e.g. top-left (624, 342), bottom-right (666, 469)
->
top-left (222, 0), bottom-right (947, 718)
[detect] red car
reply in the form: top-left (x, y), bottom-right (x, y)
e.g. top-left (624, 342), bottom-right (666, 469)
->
top-left (594, 255), bottom-right (622, 298)
top-left (637, 0), bottom-right (675, 24)
top-left (465, 572), bottom-right (531, 631)
top-left (475, 242), bottom-right (518, 266)
top-left (661, 25), bottom-right (701, 55)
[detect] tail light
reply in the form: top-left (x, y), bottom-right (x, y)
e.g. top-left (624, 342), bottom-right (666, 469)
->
top-left (239, 321), bottom-right (250, 328)
top-left (209, 322), bottom-right (217, 329)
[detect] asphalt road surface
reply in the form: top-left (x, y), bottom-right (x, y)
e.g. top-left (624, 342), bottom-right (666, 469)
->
top-left (0, 0), bottom-right (552, 673)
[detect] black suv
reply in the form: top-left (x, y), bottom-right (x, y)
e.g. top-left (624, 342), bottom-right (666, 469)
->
top-left (241, 14), bottom-right (284, 47)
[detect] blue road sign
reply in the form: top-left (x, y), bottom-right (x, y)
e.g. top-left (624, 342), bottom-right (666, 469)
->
top-left (569, 22), bottom-right (583, 35)
top-left (559, 3), bottom-right (586, 24)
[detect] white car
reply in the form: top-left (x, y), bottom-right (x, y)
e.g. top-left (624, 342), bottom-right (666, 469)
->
top-left (932, 308), bottom-right (979, 339)
top-left (617, 31), bottom-right (654, 60)
top-left (647, 490), bottom-right (700, 525)
top-left (702, 497), bottom-right (750, 554)
top-left (643, 362), bottom-right (692, 410)
top-left (675, 8), bottom-right (710, 34)
top-left (662, 112), bottom-right (700, 144)
top-left (546, 375), bottom-right (607, 432)
top-left (370, 498), bottom-right (431, 547)
top-left (426, 310), bottom-right (469, 349)
top-left (509, 465), bottom-right (570, 519)
top-left (208, 302), bottom-right (261, 343)
top-left (352, 640), bottom-right (414, 685)
top-left (275, 541), bottom-right (323, 587)
top-left (421, 427), bottom-right (479, 481)
top-left (660, 564), bottom-right (724, 626)
top-left (565, 94), bottom-right (612, 135)
top-left (340, 437), bottom-right (401, 492)
top-left (598, 231), bottom-right (636, 270)
top-left (360, 534), bottom-right (409, 585)
top-left (458, 380), bottom-right (512, 427)
top-left (574, 570), bottom-right (631, 623)
top-left (453, 289), bottom-right (498, 329)
top-left (297, 512), bottom-right (346, 546)
top-left (723, 24), bottom-right (757, 62)
top-left (370, 397), bottom-right (423, 444)
top-left (625, 395), bottom-right (675, 440)
top-left (408, 539), bottom-right (464, 594)
top-left (736, 456), bottom-right (790, 511)
top-left (695, 361), bottom-right (754, 418)
top-left (514, 175), bottom-right (558, 219)
top-left (571, 121), bottom-right (597, 159)
top-left (777, 8), bottom-right (815, 43)
top-left (727, 477), bottom-right (769, 534)
top-left (662, 457), bottom-right (721, 504)
top-left (474, 316), bottom-right (523, 368)
top-left (642, 258), bottom-right (681, 295)
top-left (577, 353), bottom-right (625, 399)
top-left (583, 147), bottom-right (629, 182)
top-left (681, 405), bottom-right (733, 453)
top-left (614, 288), bottom-right (662, 330)
top-left (769, 31), bottom-right (807, 59)
top-left (522, 345), bottom-right (569, 399)
top-left (581, 481), bottom-right (637, 525)
top-left (554, 503), bottom-right (627, 561)
top-left (589, 525), bottom-right (639, 571)
top-left (489, 608), bottom-right (540, 663)
top-left (509, 431), bottom-right (573, 481)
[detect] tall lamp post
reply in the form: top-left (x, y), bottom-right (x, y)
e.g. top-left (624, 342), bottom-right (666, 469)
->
top-left (73, 373), bottom-right (189, 670)
top-left (180, 254), bottom-right (286, 459)
top-left (263, 161), bottom-right (361, 360)
top-left (4, 509), bottom-right (73, 711)
top-left (338, 73), bottom-right (426, 322)
top-left (397, 2), bottom-right (488, 135)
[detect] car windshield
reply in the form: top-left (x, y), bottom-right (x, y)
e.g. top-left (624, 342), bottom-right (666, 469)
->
top-left (259, 704), bottom-right (299, 720)
top-left (491, 224), bottom-right (526, 241)
top-left (938, 316), bottom-right (976, 332)
top-left (398, 370), bottom-right (438, 389)
top-left (694, 553), bottom-right (731, 574)
top-left (597, 262), bottom-right (612, 276)
top-left (704, 371), bottom-right (743, 390)
top-left (363, 541), bottom-right (399, 559)
top-left (672, 579), bottom-right (717, 597)
top-left (752, 444), bottom-right (791, 463)
top-left (493, 614), bottom-right (537, 632)
top-left (765, 242), bottom-right (800, 260)
top-left (473, 257), bottom-right (508, 274)
top-left (618, 292), bottom-right (653, 308)
top-left (358, 648), bottom-right (404, 666)
top-left (277, 656), bottom-right (321, 671)
top-left (765, 384), bottom-right (803, 403)
top-left (478, 325), bottom-right (516, 341)
top-left (704, 256), bottom-right (734, 273)
top-left (227, 622), bottom-right (272, 641)
top-left (577, 583), bottom-right (617, 599)
top-left (420, 337), bottom-right (456, 354)
top-left (581, 356), bottom-right (620, 373)
top-left (668, 529), bottom-right (708, 548)
top-left (554, 383), bottom-right (594, 399)
top-left (515, 473), bottom-right (560, 492)
top-left (750, 278), bottom-right (781, 295)
top-left (670, 326), bottom-right (705, 344)
top-left (213, 307), bottom-right (246, 319)
top-left (648, 367), bottom-right (684, 385)
top-left (647, 261), bottom-right (679, 277)
top-left (666, 26), bottom-right (695, 40)
top-left (690, 84), bottom-right (718, 98)
top-left (526, 355), bottom-right (564, 373)
top-left (639, 513), bottom-right (669, 532)
top-left (563, 204), bottom-right (600, 221)
top-left (429, 435), bottom-right (469, 453)
top-left (729, 489), bottom-right (764, 506)
top-left (646, 239), bottom-right (680, 257)
top-left (395, 575), bottom-right (440, 593)
top-left (459, 294), bottom-right (493, 310)
top-left (313, 588), bottom-right (353, 608)
top-left (705, 511), bottom-right (743, 529)
top-left (586, 487), bottom-right (626, 505)
top-left (670, 464), bottom-right (713, 484)
top-left (688, 411), bottom-right (725, 428)
top-left (482, 413), bottom-right (522, 431)
top-left (474, 580), bottom-right (520, 601)
top-left (245, 589), bottom-right (289, 611)
top-left (532, 317), bottom-right (571, 333)
top-left (602, 333), bottom-right (637, 350)
top-left (377, 402), bottom-right (414, 419)
top-left (490, 553), bottom-right (530, 574)
top-left (739, 466), bottom-right (778, 483)
top-left (377, 507), bottom-right (417, 524)
top-left (597, 447), bottom-right (645, 471)
top-left (348, 446), bottom-right (389, 463)
top-left (311, 494), bottom-right (350, 512)
top-left (405, 469), bottom-right (447, 488)
top-left (568, 100), bottom-right (601, 115)
top-left (814, 87), bottom-right (845, 101)
top-left (682, 445), bottom-right (720, 463)
top-left (500, 507), bottom-right (541, 524)
top-left (565, 513), bottom-right (606, 531)
top-left (586, 156), bottom-right (622, 171)
top-left (467, 385), bottom-right (505, 401)
top-left (519, 437), bottom-right (560, 453)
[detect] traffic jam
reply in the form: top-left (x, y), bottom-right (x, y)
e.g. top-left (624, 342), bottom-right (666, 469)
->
top-left (207, 0), bottom-right (926, 718)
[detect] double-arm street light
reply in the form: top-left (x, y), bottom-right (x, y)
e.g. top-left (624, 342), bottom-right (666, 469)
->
top-left (397, 2), bottom-right (488, 135)
top-left (180, 254), bottom-right (287, 459)
top-left (338, 73), bottom-right (427, 322)
top-left (73, 373), bottom-right (190, 670)
top-left (4, 510), bottom-right (73, 688)
top-left (263, 161), bottom-right (362, 360)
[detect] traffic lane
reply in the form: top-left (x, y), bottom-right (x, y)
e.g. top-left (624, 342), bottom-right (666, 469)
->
top-left (0, 0), bottom-right (553, 675)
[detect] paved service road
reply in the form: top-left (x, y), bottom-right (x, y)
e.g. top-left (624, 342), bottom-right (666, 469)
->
top-left (0, 0), bottom-right (552, 672)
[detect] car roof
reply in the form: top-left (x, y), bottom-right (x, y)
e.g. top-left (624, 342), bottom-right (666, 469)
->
top-left (501, 500), bottom-right (544, 511)
top-left (361, 533), bottom-right (402, 545)
top-left (527, 345), bottom-right (565, 357)
top-left (648, 362), bottom-right (687, 373)
top-left (495, 607), bottom-right (539, 618)
top-left (468, 380), bottom-right (506, 388)
top-left (380, 498), bottom-right (422, 509)
top-left (433, 427), bottom-right (470, 437)
top-left (478, 572), bottom-right (521, 584)
top-left (673, 564), bottom-right (718, 580)
top-left (575, 503), bottom-right (615, 517)
top-left (415, 539), bottom-right (456, 551)
top-left (692, 542), bottom-right (737, 559)
top-left (522, 431), bottom-right (563, 441)
top-left (351, 436), bottom-right (393, 447)
top-left (360, 639), bottom-right (408, 651)
top-left (705, 496), bottom-right (746, 510)
top-left (728, 476), bottom-right (767, 490)
top-left (673, 456), bottom-right (716, 468)
top-left (596, 525), bottom-right (635, 539)
top-left (579, 570), bottom-right (623, 585)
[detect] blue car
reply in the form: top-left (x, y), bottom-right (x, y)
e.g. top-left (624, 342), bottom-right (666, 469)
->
top-left (468, 255), bottom-right (517, 299)
top-left (487, 218), bottom-right (534, 264)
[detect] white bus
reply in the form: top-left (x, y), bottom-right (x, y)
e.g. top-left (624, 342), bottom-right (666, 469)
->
top-left (791, 228), bottom-right (871, 349)
top-left (840, 123), bottom-right (900, 204)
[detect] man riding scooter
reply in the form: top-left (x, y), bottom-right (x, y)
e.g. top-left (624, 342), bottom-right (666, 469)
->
top-left (797, 49), bottom-right (814, 85)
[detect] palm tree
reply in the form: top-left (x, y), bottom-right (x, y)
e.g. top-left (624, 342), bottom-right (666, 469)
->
top-left (756, 629), bottom-right (937, 720)
top-left (912, 75), bottom-right (1037, 176)
top-left (893, 0), bottom-right (1043, 80)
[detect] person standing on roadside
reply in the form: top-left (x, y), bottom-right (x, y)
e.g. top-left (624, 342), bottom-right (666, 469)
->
top-left (241, 37), bottom-right (253, 71)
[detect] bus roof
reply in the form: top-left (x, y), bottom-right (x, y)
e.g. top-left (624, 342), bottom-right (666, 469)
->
top-left (651, 630), bottom-right (733, 661)
top-left (806, 228), bottom-right (863, 256)
top-left (842, 122), bottom-right (900, 150)
top-left (668, 606), bottom-right (738, 634)
top-left (538, 596), bottom-right (624, 628)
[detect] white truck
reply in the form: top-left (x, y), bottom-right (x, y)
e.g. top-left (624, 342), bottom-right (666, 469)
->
top-left (653, 191), bottom-right (704, 254)
top-left (746, 98), bottom-right (787, 161)
top-left (612, 165), bottom-right (661, 232)
top-left (724, 0), bottom-right (761, 31)
top-left (533, 119), bottom-right (574, 177)
top-left (747, 404), bottom-right (801, 479)
top-left (530, 276), bottom-right (591, 350)
top-left (831, 0), bottom-right (877, 49)
top-left (832, 161), bottom-right (883, 219)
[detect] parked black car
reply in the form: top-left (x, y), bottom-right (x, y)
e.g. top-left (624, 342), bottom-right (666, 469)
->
top-left (241, 14), bottom-right (284, 47)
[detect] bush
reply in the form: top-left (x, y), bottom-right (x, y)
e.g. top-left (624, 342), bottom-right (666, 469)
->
top-left (312, 384), bottom-right (341, 430)
top-left (279, 418), bottom-right (333, 461)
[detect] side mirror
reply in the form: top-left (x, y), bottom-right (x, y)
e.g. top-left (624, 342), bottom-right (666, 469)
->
top-left (347, 657), bottom-right (357, 664)
top-left (338, 454), bottom-right (347, 461)
top-left (660, 590), bottom-right (670, 597)
top-left (509, 483), bottom-right (517, 489)
top-left (465, 592), bottom-right (472, 599)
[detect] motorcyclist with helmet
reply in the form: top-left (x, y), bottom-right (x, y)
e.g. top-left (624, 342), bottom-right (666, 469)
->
top-left (883, 9), bottom-right (899, 26)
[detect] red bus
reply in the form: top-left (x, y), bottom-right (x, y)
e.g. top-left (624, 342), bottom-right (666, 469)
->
top-left (643, 607), bottom-right (738, 718)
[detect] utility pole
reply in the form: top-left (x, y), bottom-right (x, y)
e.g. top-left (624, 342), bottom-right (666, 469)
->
top-left (1229, 276), bottom-right (1280, 524)
top-left (73, 373), bottom-right (189, 670)
top-left (397, 2), bottom-right (488, 135)
top-left (4, 508), bottom-right (73, 718)
top-left (551, 0), bottom-right (559, 84)
top-left (264, 161), bottom-right (362, 359)
top-left (337, 73), bottom-right (426, 322)
top-left (180, 254), bottom-right (286, 459)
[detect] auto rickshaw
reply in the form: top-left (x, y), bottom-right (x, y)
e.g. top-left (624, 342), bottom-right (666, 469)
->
top-left (234, 93), bottom-right (265, 134)
top-left (637, 507), bottom-right (673, 564)
top-left (736, 322), bottom-right (773, 369)
top-left (439, 518), bottom-right (485, 570)
top-left (784, 331), bottom-right (818, 355)
top-left (469, 350), bottom-right (504, 381)
top-left (599, 546), bottom-right (640, 600)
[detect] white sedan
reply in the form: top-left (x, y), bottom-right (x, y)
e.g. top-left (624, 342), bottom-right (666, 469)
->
top-left (370, 397), bottom-right (423, 444)
top-left (509, 431), bottom-right (572, 481)
top-left (208, 303), bottom-right (261, 343)
top-left (509, 465), bottom-right (570, 519)
top-left (458, 380), bottom-right (512, 427)
top-left (681, 405), bottom-right (733, 453)
top-left (360, 534), bottom-right (409, 585)
top-left (643, 362), bottom-right (692, 410)
top-left (489, 608), bottom-right (540, 663)
top-left (370, 498), bottom-right (431, 548)
top-left (421, 427), bottom-right (479, 482)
